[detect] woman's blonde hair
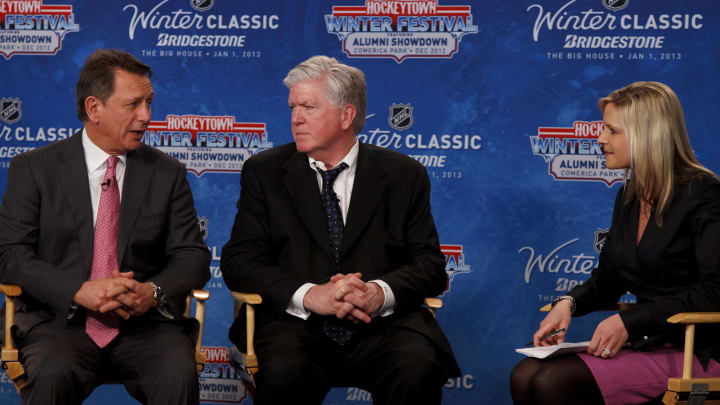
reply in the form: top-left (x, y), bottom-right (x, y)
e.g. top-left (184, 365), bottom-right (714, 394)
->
top-left (599, 81), bottom-right (717, 226)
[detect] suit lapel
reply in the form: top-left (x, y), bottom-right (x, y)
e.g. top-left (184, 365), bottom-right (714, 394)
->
top-left (56, 133), bottom-right (94, 273)
top-left (117, 146), bottom-right (153, 266)
top-left (281, 152), bottom-right (331, 258)
top-left (342, 144), bottom-right (386, 254)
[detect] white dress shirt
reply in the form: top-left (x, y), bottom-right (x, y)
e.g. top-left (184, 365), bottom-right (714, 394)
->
top-left (286, 139), bottom-right (396, 319)
top-left (82, 128), bottom-right (127, 226)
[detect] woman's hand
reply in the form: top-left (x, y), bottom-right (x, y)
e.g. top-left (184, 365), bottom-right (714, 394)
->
top-left (533, 299), bottom-right (572, 346)
top-left (587, 314), bottom-right (628, 358)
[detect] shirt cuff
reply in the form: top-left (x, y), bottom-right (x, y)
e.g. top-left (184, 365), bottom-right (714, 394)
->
top-left (370, 279), bottom-right (395, 317)
top-left (156, 304), bottom-right (175, 319)
top-left (286, 282), bottom-right (316, 320)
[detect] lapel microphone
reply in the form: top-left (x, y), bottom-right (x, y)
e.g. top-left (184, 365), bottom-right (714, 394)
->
top-left (101, 179), bottom-right (111, 190)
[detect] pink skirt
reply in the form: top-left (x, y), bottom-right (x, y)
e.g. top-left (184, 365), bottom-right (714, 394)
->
top-left (578, 347), bottom-right (720, 405)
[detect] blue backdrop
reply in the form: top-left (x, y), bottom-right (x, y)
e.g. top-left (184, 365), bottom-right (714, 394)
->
top-left (2, 0), bottom-right (719, 403)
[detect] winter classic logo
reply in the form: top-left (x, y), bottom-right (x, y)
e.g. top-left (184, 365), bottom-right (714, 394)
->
top-left (529, 120), bottom-right (623, 186)
top-left (518, 229), bottom-right (608, 303)
top-left (142, 114), bottom-right (272, 176)
top-left (0, 0), bottom-right (79, 59)
top-left (325, 0), bottom-right (478, 63)
top-left (527, 0), bottom-right (703, 61)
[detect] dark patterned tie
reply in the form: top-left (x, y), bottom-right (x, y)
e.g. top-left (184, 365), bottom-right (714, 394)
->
top-left (317, 162), bottom-right (355, 346)
top-left (318, 162), bottom-right (348, 271)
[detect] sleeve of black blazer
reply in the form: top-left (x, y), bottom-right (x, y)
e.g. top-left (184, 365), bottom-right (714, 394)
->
top-left (374, 161), bottom-right (447, 312)
top-left (0, 153), bottom-right (85, 316)
top-left (221, 157), bottom-right (307, 312)
top-left (145, 158), bottom-right (211, 317)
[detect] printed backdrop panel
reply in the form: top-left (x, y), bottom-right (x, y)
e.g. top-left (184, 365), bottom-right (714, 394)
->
top-left (1, 0), bottom-right (719, 403)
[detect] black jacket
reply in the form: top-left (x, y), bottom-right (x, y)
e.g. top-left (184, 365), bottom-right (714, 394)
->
top-left (570, 174), bottom-right (720, 367)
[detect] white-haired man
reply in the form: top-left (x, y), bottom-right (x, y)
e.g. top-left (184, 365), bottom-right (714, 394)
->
top-left (222, 55), bottom-right (459, 404)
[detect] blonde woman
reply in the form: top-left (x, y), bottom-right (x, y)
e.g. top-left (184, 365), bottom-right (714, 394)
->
top-left (510, 82), bottom-right (720, 404)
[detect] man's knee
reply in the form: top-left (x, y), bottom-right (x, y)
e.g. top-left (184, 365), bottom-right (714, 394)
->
top-left (258, 350), bottom-right (327, 387)
top-left (381, 341), bottom-right (447, 387)
top-left (144, 346), bottom-right (198, 386)
top-left (20, 340), bottom-right (101, 404)
top-left (254, 350), bottom-right (330, 405)
top-left (24, 349), bottom-right (79, 385)
top-left (22, 336), bottom-right (93, 385)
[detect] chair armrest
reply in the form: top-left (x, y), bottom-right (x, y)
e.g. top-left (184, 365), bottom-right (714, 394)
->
top-left (424, 297), bottom-right (442, 309)
top-left (231, 292), bottom-right (263, 305)
top-left (424, 297), bottom-right (442, 318)
top-left (0, 284), bottom-right (22, 297)
top-left (666, 312), bottom-right (720, 324)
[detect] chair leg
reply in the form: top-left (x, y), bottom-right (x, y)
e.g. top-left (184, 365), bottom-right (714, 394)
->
top-left (662, 390), bottom-right (679, 405)
top-left (2, 284), bottom-right (27, 392)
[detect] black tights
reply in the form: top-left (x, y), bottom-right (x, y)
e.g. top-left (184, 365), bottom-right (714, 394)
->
top-left (510, 355), bottom-right (604, 405)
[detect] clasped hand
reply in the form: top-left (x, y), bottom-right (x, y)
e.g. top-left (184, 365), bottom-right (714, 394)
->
top-left (73, 270), bottom-right (157, 319)
top-left (303, 272), bottom-right (384, 324)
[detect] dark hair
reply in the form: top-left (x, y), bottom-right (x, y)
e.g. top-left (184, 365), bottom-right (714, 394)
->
top-left (75, 49), bottom-right (152, 122)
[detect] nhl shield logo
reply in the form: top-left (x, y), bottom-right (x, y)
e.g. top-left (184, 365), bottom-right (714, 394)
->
top-left (190, 0), bottom-right (214, 12)
top-left (0, 98), bottom-right (21, 124)
top-left (593, 228), bottom-right (609, 254)
top-left (602, 0), bottom-right (628, 11)
top-left (388, 103), bottom-right (414, 131)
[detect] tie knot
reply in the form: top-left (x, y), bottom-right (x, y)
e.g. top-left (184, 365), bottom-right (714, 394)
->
top-left (319, 162), bottom-right (348, 186)
top-left (106, 156), bottom-right (119, 170)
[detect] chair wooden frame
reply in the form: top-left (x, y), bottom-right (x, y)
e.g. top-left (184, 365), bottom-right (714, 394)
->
top-left (231, 292), bottom-right (443, 384)
top-left (1, 283), bottom-right (210, 393)
top-left (662, 312), bottom-right (720, 405)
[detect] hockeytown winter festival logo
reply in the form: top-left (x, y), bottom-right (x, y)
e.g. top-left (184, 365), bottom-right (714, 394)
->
top-left (325, 0), bottom-right (478, 63)
top-left (142, 114), bottom-right (272, 176)
top-left (0, 0), bottom-right (79, 59)
top-left (529, 120), bottom-right (624, 186)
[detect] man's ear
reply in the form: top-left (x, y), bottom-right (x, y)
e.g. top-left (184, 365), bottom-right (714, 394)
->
top-left (85, 96), bottom-right (102, 124)
top-left (340, 104), bottom-right (357, 131)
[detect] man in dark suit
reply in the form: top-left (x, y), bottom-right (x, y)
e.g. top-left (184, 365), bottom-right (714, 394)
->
top-left (221, 55), bottom-right (460, 405)
top-left (0, 49), bottom-right (210, 404)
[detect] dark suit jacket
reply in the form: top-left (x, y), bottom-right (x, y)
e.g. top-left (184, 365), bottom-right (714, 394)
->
top-left (221, 142), bottom-right (459, 375)
top-left (0, 132), bottom-right (210, 339)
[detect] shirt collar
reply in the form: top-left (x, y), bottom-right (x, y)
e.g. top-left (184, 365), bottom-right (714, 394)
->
top-left (308, 138), bottom-right (359, 172)
top-left (82, 127), bottom-right (127, 172)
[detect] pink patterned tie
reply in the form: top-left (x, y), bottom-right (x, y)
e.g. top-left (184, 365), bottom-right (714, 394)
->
top-left (86, 156), bottom-right (120, 348)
